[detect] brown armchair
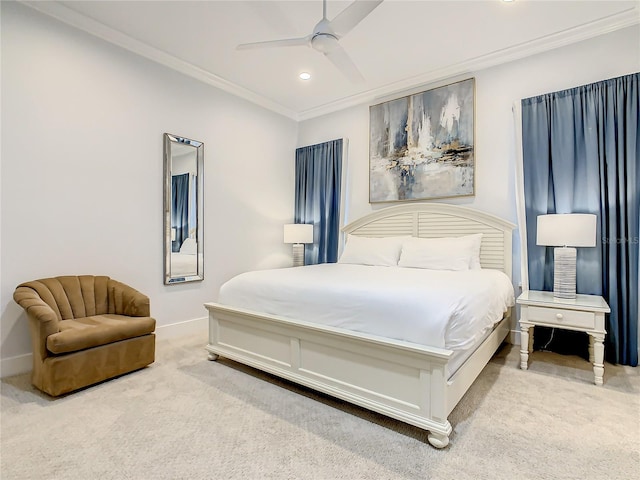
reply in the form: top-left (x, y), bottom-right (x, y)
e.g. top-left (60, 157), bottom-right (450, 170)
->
top-left (13, 275), bottom-right (156, 396)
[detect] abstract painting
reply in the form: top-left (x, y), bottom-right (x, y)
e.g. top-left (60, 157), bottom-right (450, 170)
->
top-left (369, 78), bottom-right (475, 203)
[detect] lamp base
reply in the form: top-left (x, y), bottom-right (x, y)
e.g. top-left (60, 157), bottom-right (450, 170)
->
top-left (553, 247), bottom-right (577, 299)
top-left (292, 243), bottom-right (305, 267)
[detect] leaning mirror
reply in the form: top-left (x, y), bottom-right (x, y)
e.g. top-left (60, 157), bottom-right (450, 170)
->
top-left (164, 133), bottom-right (204, 284)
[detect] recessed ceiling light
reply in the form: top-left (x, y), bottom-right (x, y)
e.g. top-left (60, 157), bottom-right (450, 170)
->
top-left (299, 72), bottom-right (311, 80)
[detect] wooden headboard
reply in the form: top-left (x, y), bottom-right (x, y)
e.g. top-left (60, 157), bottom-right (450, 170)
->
top-left (342, 203), bottom-right (516, 280)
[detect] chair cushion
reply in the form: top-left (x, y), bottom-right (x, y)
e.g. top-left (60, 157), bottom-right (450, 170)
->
top-left (46, 314), bottom-right (156, 355)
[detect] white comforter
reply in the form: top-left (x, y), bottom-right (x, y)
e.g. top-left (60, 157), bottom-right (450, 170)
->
top-left (218, 264), bottom-right (515, 351)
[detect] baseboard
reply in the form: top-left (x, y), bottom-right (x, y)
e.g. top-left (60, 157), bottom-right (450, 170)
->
top-left (155, 316), bottom-right (208, 341)
top-left (0, 353), bottom-right (32, 379)
top-left (509, 329), bottom-right (521, 346)
top-left (0, 316), bottom-right (209, 378)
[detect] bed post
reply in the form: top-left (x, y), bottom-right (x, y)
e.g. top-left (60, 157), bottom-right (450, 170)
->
top-left (207, 312), bottom-right (220, 361)
top-left (423, 362), bottom-right (451, 448)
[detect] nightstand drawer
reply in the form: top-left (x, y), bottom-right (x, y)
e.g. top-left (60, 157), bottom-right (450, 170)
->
top-left (527, 306), bottom-right (595, 329)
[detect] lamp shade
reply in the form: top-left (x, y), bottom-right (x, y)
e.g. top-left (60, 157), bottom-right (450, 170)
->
top-left (283, 224), bottom-right (314, 244)
top-left (536, 214), bottom-right (597, 247)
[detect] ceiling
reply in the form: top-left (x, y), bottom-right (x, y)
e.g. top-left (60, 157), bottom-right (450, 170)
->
top-left (23, 0), bottom-right (639, 120)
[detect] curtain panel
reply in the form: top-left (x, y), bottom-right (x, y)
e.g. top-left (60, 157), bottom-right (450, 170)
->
top-left (295, 139), bottom-right (343, 265)
top-left (521, 73), bottom-right (639, 365)
top-left (171, 173), bottom-right (189, 253)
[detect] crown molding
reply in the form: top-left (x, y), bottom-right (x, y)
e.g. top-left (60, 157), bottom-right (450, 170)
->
top-left (296, 5), bottom-right (640, 121)
top-left (21, 1), bottom-right (639, 123)
top-left (20, 0), bottom-right (299, 121)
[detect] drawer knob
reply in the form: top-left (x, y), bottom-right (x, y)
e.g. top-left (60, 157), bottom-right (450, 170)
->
top-left (556, 313), bottom-right (564, 320)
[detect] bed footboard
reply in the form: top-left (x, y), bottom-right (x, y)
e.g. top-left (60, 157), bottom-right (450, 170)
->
top-left (205, 302), bottom-right (463, 447)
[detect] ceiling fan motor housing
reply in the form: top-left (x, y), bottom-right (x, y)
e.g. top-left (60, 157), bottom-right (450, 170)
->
top-left (311, 33), bottom-right (340, 53)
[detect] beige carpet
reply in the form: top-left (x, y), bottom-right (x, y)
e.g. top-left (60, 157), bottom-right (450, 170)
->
top-left (1, 334), bottom-right (638, 480)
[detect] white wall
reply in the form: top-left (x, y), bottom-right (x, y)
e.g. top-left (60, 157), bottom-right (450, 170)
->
top-left (2, 2), bottom-right (637, 374)
top-left (172, 152), bottom-right (197, 176)
top-left (297, 25), bottom-right (640, 337)
top-left (0, 2), bottom-right (298, 373)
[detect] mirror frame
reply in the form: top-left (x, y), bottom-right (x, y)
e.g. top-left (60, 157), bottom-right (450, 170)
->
top-left (163, 133), bottom-right (204, 284)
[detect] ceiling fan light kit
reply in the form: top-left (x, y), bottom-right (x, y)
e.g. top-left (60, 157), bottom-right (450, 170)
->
top-left (237, 0), bottom-right (383, 83)
top-left (311, 33), bottom-right (339, 54)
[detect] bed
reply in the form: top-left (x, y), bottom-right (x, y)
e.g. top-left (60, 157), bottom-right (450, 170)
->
top-left (169, 238), bottom-right (199, 277)
top-left (205, 203), bottom-right (515, 448)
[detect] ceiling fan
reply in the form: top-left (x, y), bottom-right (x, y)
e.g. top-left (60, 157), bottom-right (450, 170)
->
top-left (237, 0), bottom-right (383, 83)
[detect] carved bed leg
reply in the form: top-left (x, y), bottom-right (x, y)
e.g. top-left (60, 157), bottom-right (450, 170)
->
top-left (207, 352), bottom-right (219, 361)
top-left (427, 431), bottom-right (449, 449)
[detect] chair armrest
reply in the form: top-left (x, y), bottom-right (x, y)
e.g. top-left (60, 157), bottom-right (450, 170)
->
top-left (108, 280), bottom-right (151, 317)
top-left (13, 286), bottom-right (60, 360)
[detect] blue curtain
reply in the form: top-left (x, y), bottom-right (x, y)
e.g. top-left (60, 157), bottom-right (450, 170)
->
top-left (171, 173), bottom-right (189, 253)
top-left (189, 174), bottom-right (197, 237)
top-left (295, 139), bottom-right (343, 265)
top-left (521, 73), bottom-right (639, 366)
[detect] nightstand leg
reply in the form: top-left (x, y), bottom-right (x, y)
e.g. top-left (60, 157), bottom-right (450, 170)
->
top-left (529, 327), bottom-right (534, 352)
top-left (590, 332), bottom-right (605, 386)
top-left (588, 335), bottom-right (595, 363)
top-left (520, 323), bottom-right (532, 370)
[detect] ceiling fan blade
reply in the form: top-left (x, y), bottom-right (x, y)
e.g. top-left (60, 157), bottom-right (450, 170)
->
top-left (237, 36), bottom-right (311, 50)
top-left (324, 44), bottom-right (365, 83)
top-left (329, 0), bottom-right (383, 37)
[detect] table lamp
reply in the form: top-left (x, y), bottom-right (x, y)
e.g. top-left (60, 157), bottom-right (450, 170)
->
top-left (536, 214), bottom-right (597, 299)
top-left (283, 224), bottom-right (314, 267)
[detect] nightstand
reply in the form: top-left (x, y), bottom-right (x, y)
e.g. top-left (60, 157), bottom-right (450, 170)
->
top-left (517, 290), bottom-right (610, 385)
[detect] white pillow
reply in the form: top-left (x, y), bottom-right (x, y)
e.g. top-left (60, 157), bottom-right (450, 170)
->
top-left (465, 233), bottom-right (483, 270)
top-left (179, 237), bottom-right (198, 255)
top-left (398, 234), bottom-right (483, 271)
top-left (338, 235), bottom-right (407, 266)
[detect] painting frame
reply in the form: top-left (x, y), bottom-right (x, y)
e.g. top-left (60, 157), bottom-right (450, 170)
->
top-left (369, 78), bottom-right (476, 203)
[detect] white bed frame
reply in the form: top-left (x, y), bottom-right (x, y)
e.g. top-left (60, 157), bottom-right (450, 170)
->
top-left (205, 203), bottom-right (515, 448)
